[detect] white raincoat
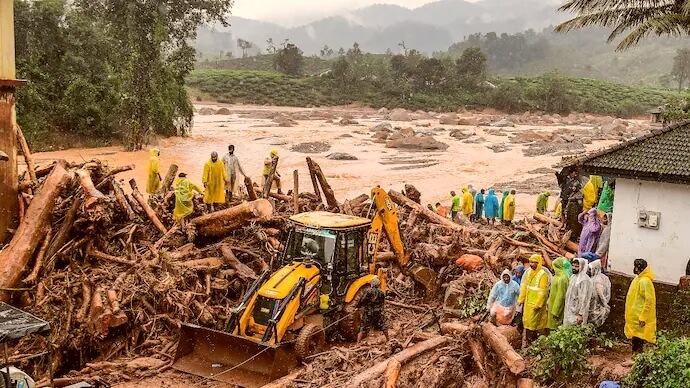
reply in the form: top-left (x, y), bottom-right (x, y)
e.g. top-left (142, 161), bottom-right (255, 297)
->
top-left (588, 260), bottom-right (611, 327)
top-left (563, 258), bottom-right (593, 326)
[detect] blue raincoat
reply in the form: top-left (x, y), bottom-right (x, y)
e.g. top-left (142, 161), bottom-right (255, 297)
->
top-left (484, 189), bottom-right (500, 218)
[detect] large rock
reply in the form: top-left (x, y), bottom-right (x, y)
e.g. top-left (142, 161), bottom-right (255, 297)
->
top-left (385, 136), bottom-right (449, 151)
top-left (372, 131), bottom-right (389, 141)
top-left (273, 114), bottom-right (297, 127)
top-left (439, 113), bottom-right (458, 125)
top-left (215, 107), bottom-right (231, 115)
top-left (456, 117), bottom-right (479, 126)
top-left (370, 122), bottom-right (393, 133)
top-left (450, 129), bottom-right (474, 140)
top-left (491, 119), bottom-right (516, 127)
top-left (198, 107), bottom-right (216, 115)
top-left (339, 118), bottom-right (359, 126)
top-left (601, 122), bottom-right (627, 134)
top-left (377, 107), bottom-right (389, 115)
top-left (389, 108), bottom-right (411, 121)
top-left (326, 153), bottom-right (358, 160)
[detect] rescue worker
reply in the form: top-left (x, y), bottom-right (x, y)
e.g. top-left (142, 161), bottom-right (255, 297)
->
top-left (487, 269), bottom-right (520, 325)
top-left (435, 202), bottom-right (448, 218)
top-left (588, 259), bottom-right (611, 328)
top-left (565, 177), bottom-right (585, 237)
top-left (173, 173), bottom-right (202, 227)
top-left (595, 213), bottom-right (613, 269)
top-left (536, 191), bottom-right (550, 215)
top-left (625, 259), bottom-right (656, 352)
top-left (578, 208), bottom-right (602, 257)
top-left (498, 190), bottom-right (509, 221)
top-left (202, 151), bottom-right (228, 212)
top-left (597, 180), bottom-right (615, 214)
top-left (554, 199), bottom-right (562, 219)
top-left (484, 189), bottom-right (500, 225)
top-left (263, 149), bottom-right (283, 195)
top-left (222, 144), bottom-right (247, 202)
top-left (146, 148), bottom-right (162, 194)
top-left (450, 191), bottom-right (460, 221)
top-left (518, 254), bottom-right (550, 346)
top-left (564, 258), bottom-right (593, 326)
top-left (357, 277), bottom-right (389, 343)
top-left (582, 175), bottom-right (603, 211)
top-left (473, 189), bottom-right (485, 222)
top-left (546, 257), bottom-right (570, 331)
top-left (461, 187), bottom-right (474, 220)
top-left (503, 190), bottom-right (516, 226)
top-left (512, 264), bottom-right (525, 285)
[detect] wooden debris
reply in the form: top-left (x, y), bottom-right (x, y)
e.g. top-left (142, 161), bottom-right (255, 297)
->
top-left (481, 323), bottom-right (526, 374)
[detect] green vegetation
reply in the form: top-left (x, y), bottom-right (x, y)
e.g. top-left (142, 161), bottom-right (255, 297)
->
top-left (623, 335), bottom-right (690, 388)
top-left (526, 324), bottom-right (613, 384)
top-left (197, 54), bottom-right (331, 75)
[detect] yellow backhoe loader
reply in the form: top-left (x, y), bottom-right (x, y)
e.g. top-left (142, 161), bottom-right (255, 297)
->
top-left (172, 187), bottom-right (436, 387)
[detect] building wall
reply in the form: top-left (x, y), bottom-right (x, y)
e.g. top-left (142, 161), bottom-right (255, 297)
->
top-left (0, 0), bottom-right (15, 79)
top-left (609, 178), bottom-right (690, 284)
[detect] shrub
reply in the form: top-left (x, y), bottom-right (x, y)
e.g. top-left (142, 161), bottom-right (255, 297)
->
top-left (623, 335), bottom-right (690, 388)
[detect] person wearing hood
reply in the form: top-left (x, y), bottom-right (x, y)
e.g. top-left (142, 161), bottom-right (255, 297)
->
top-left (578, 208), bottom-right (602, 257)
top-left (595, 213), bottom-right (613, 269)
top-left (173, 173), bottom-right (202, 226)
top-left (588, 260), bottom-right (611, 328)
top-left (564, 258), bottom-right (593, 326)
top-left (202, 151), bottom-right (228, 212)
top-left (536, 191), bottom-right (551, 215)
top-left (357, 277), bottom-right (388, 343)
top-left (473, 189), bottom-right (485, 222)
top-left (512, 264), bottom-right (525, 285)
top-left (625, 259), bottom-right (657, 352)
top-left (487, 269), bottom-right (521, 325)
top-left (468, 184), bottom-right (477, 199)
top-left (222, 144), bottom-right (247, 202)
top-left (503, 190), bottom-right (516, 225)
top-left (518, 254), bottom-right (550, 346)
top-left (582, 175), bottom-right (603, 211)
top-left (146, 148), bottom-right (163, 194)
top-left (563, 259), bottom-right (574, 279)
top-left (484, 189), bottom-right (500, 225)
top-left (547, 257), bottom-right (570, 330)
top-left (597, 180), bottom-right (615, 214)
top-left (462, 187), bottom-right (474, 219)
top-left (498, 190), bottom-right (509, 221)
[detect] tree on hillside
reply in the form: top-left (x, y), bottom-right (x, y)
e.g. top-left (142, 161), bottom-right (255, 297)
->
top-left (266, 37), bottom-right (276, 54)
top-left (671, 48), bottom-right (690, 92)
top-left (320, 45), bottom-right (334, 58)
top-left (331, 57), bottom-right (351, 87)
top-left (337, 47), bottom-right (346, 56)
top-left (275, 43), bottom-right (304, 76)
top-left (455, 47), bottom-right (488, 90)
top-left (347, 43), bottom-right (363, 57)
top-left (556, 0), bottom-right (690, 50)
top-left (237, 38), bottom-right (253, 58)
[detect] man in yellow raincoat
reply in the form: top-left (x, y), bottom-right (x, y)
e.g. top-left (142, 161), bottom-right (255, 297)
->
top-left (146, 148), bottom-right (162, 194)
top-left (263, 149), bottom-right (283, 195)
top-left (518, 254), bottom-right (550, 347)
top-left (173, 173), bottom-right (202, 226)
top-left (461, 187), bottom-right (473, 219)
top-left (202, 151), bottom-right (228, 212)
top-left (582, 175), bottom-right (603, 211)
top-left (503, 190), bottom-right (516, 225)
top-left (625, 259), bottom-right (656, 353)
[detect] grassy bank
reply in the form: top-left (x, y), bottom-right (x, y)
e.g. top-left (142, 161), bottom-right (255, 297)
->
top-left (187, 69), bottom-right (679, 117)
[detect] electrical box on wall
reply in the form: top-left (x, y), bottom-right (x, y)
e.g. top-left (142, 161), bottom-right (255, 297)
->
top-left (638, 210), bottom-right (661, 230)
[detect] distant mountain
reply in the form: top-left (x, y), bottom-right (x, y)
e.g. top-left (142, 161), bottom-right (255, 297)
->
top-left (197, 0), bottom-right (570, 56)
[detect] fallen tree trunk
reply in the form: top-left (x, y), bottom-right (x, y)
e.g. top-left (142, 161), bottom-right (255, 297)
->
top-left (158, 164), bottom-right (178, 194)
top-left (45, 196), bottom-right (82, 261)
top-left (468, 336), bottom-right (487, 379)
top-left (306, 157), bottom-right (339, 211)
top-left (129, 179), bottom-right (167, 234)
top-left (348, 336), bottom-right (448, 386)
top-left (481, 323), bottom-right (526, 374)
top-left (517, 378), bottom-right (534, 388)
top-left (440, 322), bottom-right (472, 336)
top-left (244, 176), bottom-right (258, 201)
top-left (0, 160), bottom-right (73, 302)
top-left (532, 213), bottom-right (562, 227)
top-left (220, 244), bottom-right (257, 281)
top-left (15, 125), bottom-right (37, 186)
top-left (176, 257), bottom-right (224, 271)
top-left (112, 180), bottom-right (136, 220)
top-left (306, 157), bottom-right (322, 203)
top-left (388, 189), bottom-right (471, 234)
top-left (383, 359), bottom-right (402, 388)
top-left (190, 199), bottom-right (273, 238)
top-left (23, 228), bottom-right (53, 284)
top-left (293, 170), bottom-right (299, 215)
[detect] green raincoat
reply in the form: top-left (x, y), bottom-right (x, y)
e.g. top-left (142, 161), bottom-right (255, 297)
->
top-left (547, 257), bottom-right (570, 329)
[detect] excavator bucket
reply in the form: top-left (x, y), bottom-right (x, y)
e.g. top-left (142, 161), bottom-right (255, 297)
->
top-left (408, 263), bottom-right (438, 297)
top-left (172, 323), bottom-right (297, 388)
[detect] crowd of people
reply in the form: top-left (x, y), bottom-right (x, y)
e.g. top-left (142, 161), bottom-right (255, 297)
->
top-left (146, 145), bottom-right (278, 226)
top-left (429, 186), bottom-right (517, 226)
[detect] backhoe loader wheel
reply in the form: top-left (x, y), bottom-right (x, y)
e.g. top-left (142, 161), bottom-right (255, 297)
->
top-left (295, 323), bottom-right (325, 363)
top-left (339, 288), bottom-right (365, 341)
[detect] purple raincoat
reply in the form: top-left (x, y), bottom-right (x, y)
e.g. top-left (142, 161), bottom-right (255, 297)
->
top-left (578, 208), bottom-right (602, 257)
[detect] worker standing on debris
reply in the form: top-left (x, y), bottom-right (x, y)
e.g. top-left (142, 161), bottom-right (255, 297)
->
top-left (625, 259), bottom-right (657, 353)
top-left (546, 257), bottom-right (570, 331)
top-left (484, 189), bottom-right (499, 225)
top-left (202, 151), bottom-right (228, 212)
top-left (450, 191), bottom-right (460, 221)
top-left (563, 258), bottom-right (593, 326)
top-left (146, 148), bottom-right (163, 194)
top-left (536, 191), bottom-right (550, 215)
top-left (503, 190), bottom-right (516, 225)
top-left (435, 202), bottom-right (448, 218)
top-left (588, 260), bottom-right (611, 328)
top-left (473, 189), bottom-right (485, 222)
top-left (578, 208), bottom-right (602, 257)
top-left (263, 149), bottom-right (283, 195)
top-left (173, 173), bottom-right (202, 227)
top-left (582, 175), bottom-right (603, 211)
top-left (498, 190), bottom-right (509, 221)
top-left (357, 277), bottom-right (389, 343)
top-left (518, 254), bottom-right (549, 346)
top-left (487, 269), bottom-right (520, 325)
top-left (468, 184), bottom-right (477, 199)
top-left (222, 144), bottom-right (246, 203)
top-left (461, 187), bottom-right (474, 220)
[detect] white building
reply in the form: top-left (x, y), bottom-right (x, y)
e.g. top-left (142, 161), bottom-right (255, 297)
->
top-left (565, 120), bottom-right (690, 284)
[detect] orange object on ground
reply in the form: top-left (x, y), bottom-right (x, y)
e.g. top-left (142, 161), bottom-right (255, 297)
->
top-left (436, 206), bottom-right (448, 218)
top-left (455, 254), bottom-right (484, 272)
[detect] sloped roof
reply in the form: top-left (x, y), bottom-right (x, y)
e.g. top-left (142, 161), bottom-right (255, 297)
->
top-left (562, 120), bottom-right (690, 184)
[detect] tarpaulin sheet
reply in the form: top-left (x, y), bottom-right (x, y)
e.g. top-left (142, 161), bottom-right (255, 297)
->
top-left (0, 302), bottom-right (50, 342)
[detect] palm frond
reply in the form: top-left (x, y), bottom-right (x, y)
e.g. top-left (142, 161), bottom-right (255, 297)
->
top-left (616, 13), bottom-right (690, 49)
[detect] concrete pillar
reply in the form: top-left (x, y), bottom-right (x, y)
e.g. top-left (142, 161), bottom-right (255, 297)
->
top-left (0, 0), bottom-right (18, 242)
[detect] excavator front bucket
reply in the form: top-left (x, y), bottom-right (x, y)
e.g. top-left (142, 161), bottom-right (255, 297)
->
top-left (408, 263), bottom-right (438, 297)
top-left (172, 323), bottom-right (297, 388)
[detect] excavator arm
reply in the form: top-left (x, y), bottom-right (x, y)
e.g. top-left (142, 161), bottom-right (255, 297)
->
top-left (368, 187), bottom-right (438, 296)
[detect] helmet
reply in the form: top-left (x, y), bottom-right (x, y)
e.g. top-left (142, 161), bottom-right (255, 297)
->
top-left (370, 277), bottom-right (381, 287)
top-left (271, 149), bottom-right (278, 156)
top-left (300, 238), bottom-right (319, 258)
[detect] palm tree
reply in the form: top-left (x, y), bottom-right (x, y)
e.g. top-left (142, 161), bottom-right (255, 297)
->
top-left (555, 0), bottom-right (690, 50)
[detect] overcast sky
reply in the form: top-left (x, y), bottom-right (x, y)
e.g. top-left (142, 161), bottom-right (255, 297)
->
top-left (232, 0), bottom-right (467, 25)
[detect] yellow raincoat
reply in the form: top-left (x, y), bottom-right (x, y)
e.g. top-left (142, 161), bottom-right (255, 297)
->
top-left (503, 193), bottom-right (516, 221)
top-left (554, 200), bottom-right (562, 219)
top-left (462, 187), bottom-right (473, 216)
top-left (202, 158), bottom-right (228, 204)
top-left (625, 266), bottom-right (657, 344)
top-left (146, 148), bottom-right (162, 194)
top-left (173, 177), bottom-right (202, 220)
top-left (582, 175), bottom-right (602, 211)
top-left (518, 254), bottom-right (549, 331)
